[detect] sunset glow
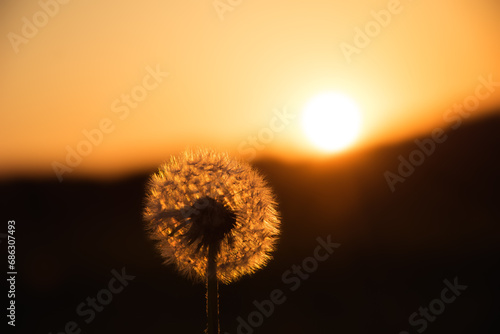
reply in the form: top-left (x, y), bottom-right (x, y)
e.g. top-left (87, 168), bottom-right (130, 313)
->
top-left (302, 93), bottom-right (362, 152)
top-left (1, 1), bottom-right (499, 179)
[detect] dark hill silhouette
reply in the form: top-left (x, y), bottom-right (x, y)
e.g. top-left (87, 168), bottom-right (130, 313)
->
top-left (2, 113), bottom-right (499, 333)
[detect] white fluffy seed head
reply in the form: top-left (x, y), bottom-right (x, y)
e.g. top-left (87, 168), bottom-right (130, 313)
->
top-left (143, 148), bottom-right (281, 284)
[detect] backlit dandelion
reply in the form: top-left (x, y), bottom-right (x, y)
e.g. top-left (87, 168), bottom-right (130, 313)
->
top-left (143, 148), bottom-right (281, 333)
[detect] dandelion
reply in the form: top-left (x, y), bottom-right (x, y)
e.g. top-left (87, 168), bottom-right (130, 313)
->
top-left (143, 148), bottom-right (280, 333)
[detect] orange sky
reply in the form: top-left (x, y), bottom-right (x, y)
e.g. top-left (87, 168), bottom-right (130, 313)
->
top-left (1, 0), bottom-right (499, 180)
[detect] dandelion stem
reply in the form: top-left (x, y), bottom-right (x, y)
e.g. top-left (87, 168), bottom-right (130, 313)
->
top-left (207, 244), bottom-right (219, 334)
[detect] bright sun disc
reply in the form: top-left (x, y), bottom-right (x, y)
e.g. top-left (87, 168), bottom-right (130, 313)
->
top-left (302, 92), bottom-right (362, 152)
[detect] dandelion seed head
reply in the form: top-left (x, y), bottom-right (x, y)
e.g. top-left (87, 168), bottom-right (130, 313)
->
top-left (144, 148), bottom-right (281, 284)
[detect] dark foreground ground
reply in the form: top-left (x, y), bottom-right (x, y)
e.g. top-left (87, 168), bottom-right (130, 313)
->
top-left (2, 114), bottom-right (499, 334)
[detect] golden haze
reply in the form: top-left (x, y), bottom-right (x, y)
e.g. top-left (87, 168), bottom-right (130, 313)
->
top-left (1, 1), bottom-right (499, 179)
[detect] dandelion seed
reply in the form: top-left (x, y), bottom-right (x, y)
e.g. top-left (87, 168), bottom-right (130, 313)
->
top-left (143, 148), bottom-right (281, 333)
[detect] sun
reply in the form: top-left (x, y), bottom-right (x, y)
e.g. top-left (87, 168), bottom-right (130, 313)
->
top-left (302, 92), bottom-right (362, 152)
